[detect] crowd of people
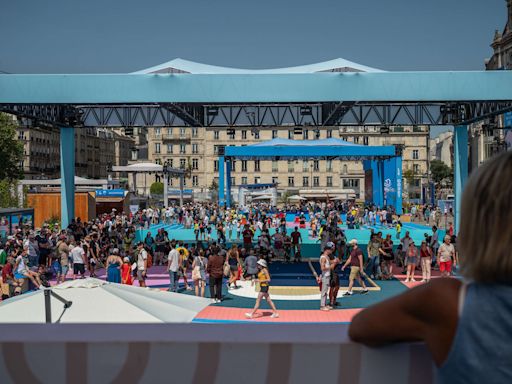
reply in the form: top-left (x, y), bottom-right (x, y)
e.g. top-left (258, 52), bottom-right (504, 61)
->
top-left (0, 199), bottom-right (458, 314)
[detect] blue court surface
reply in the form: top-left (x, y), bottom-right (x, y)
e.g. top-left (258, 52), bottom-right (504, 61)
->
top-left (136, 221), bottom-right (444, 259)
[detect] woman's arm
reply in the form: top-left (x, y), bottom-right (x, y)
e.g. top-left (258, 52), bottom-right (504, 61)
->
top-left (349, 278), bottom-right (461, 366)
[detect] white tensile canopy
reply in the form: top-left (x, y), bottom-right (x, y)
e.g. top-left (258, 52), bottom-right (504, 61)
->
top-left (287, 195), bottom-right (307, 201)
top-left (0, 278), bottom-right (210, 323)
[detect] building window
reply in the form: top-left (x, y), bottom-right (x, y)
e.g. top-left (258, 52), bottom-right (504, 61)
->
top-left (413, 164), bottom-right (420, 173)
top-left (242, 130), bottom-right (247, 140)
top-left (167, 127), bottom-right (173, 136)
top-left (272, 176), bottom-right (278, 184)
top-left (313, 176), bottom-right (320, 187)
top-left (192, 127), bottom-right (198, 137)
top-left (214, 145), bottom-right (220, 155)
top-left (180, 128), bottom-right (186, 137)
top-left (342, 164), bottom-right (348, 174)
top-left (167, 144), bottom-right (173, 154)
top-left (288, 160), bottom-right (294, 172)
top-left (354, 136), bottom-right (360, 144)
top-left (155, 128), bottom-right (161, 136)
top-left (192, 144), bottom-right (198, 154)
top-left (231, 177), bottom-right (235, 186)
top-left (192, 175), bottom-right (199, 186)
top-left (326, 129), bottom-right (332, 138)
top-left (272, 160), bottom-right (278, 172)
top-left (180, 144), bottom-right (186, 154)
top-left (363, 136), bottom-right (369, 145)
top-left (254, 160), bottom-right (260, 172)
top-left (241, 160), bottom-right (248, 172)
top-left (155, 143), bottom-right (161, 154)
top-left (303, 176), bottom-right (309, 187)
top-left (241, 176), bottom-right (248, 185)
top-left (214, 160), bottom-right (219, 171)
top-left (192, 158), bottom-right (199, 170)
top-left (214, 130), bottom-right (220, 140)
top-left (288, 177), bottom-right (295, 186)
top-left (272, 130), bottom-right (278, 139)
top-left (326, 159), bottom-right (332, 172)
top-left (303, 130), bottom-right (309, 140)
top-left (254, 177), bottom-right (261, 184)
top-left (155, 158), bottom-right (162, 165)
top-left (180, 159), bottom-right (186, 169)
top-left (168, 159), bottom-right (173, 167)
top-left (168, 178), bottom-right (173, 187)
top-left (254, 131), bottom-right (260, 139)
top-left (343, 179), bottom-right (360, 188)
top-left (412, 150), bottom-right (419, 160)
top-left (303, 160), bottom-right (308, 172)
top-left (326, 176), bottom-right (333, 187)
top-left (231, 160), bottom-right (236, 172)
top-left (288, 130), bottom-right (294, 139)
top-left (228, 130), bottom-right (235, 140)
top-left (313, 160), bottom-right (319, 171)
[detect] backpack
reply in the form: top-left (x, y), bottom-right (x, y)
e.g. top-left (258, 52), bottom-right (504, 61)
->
top-left (146, 252), bottom-right (153, 269)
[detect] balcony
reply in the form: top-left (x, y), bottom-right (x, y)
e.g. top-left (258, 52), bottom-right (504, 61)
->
top-left (162, 133), bottom-right (192, 143)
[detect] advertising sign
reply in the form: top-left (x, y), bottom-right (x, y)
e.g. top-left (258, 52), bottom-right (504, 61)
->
top-left (96, 189), bottom-right (125, 198)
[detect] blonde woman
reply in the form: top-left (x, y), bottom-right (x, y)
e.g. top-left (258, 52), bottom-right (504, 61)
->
top-left (191, 249), bottom-right (207, 297)
top-left (226, 245), bottom-right (240, 289)
top-left (349, 151), bottom-right (512, 383)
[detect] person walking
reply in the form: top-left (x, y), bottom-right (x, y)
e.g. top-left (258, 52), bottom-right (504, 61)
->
top-left (319, 242), bottom-right (335, 311)
top-left (420, 240), bottom-right (432, 282)
top-left (245, 259), bottom-right (279, 319)
top-left (167, 246), bottom-right (180, 292)
top-left (438, 235), bottom-right (456, 278)
top-left (192, 249), bottom-right (208, 297)
top-left (106, 250), bottom-right (122, 283)
top-left (70, 240), bottom-right (87, 279)
top-left (206, 246), bottom-right (224, 303)
top-left (121, 257), bottom-right (133, 285)
top-left (226, 245), bottom-right (240, 289)
top-left (342, 239), bottom-right (369, 296)
top-left (405, 240), bottom-right (418, 282)
top-left (136, 242), bottom-right (148, 288)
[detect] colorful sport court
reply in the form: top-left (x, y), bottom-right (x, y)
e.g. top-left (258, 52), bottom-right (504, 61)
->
top-left (81, 261), bottom-right (437, 324)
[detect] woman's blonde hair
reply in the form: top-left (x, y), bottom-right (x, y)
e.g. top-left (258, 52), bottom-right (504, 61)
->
top-left (459, 151), bottom-right (512, 284)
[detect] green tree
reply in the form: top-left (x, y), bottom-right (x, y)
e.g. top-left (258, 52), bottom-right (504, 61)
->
top-left (0, 179), bottom-right (19, 207)
top-left (209, 179), bottom-right (218, 202)
top-left (0, 113), bottom-right (24, 180)
top-left (430, 159), bottom-right (453, 185)
top-left (150, 182), bottom-right (164, 195)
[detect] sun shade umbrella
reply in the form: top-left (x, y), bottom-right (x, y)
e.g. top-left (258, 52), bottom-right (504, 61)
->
top-left (0, 278), bottom-right (210, 323)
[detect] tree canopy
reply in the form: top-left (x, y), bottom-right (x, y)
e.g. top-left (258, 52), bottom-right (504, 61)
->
top-left (430, 159), bottom-right (453, 185)
top-left (150, 182), bottom-right (164, 195)
top-left (0, 113), bottom-right (24, 180)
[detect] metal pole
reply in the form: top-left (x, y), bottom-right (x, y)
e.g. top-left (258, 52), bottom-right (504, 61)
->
top-left (163, 173), bottom-right (169, 208)
top-left (60, 126), bottom-right (75, 229)
top-left (44, 289), bottom-right (52, 323)
top-left (179, 175), bottom-right (184, 208)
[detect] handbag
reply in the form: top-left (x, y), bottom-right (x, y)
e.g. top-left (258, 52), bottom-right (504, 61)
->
top-left (192, 266), bottom-right (201, 280)
top-left (223, 263), bottom-right (230, 277)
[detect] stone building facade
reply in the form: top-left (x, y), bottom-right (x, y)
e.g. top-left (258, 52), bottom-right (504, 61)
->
top-left (145, 125), bottom-right (429, 201)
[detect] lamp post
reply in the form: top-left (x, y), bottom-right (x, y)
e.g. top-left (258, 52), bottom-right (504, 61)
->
top-left (163, 160), bottom-right (169, 208)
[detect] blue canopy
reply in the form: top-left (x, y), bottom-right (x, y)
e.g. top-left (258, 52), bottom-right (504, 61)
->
top-left (224, 139), bottom-right (395, 160)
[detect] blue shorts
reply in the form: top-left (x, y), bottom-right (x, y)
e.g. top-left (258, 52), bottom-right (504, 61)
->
top-left (14, 272), bottom-right (26, 280)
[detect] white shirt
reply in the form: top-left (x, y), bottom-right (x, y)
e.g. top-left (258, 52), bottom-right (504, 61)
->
top-left (137, 249), bottom-right (148, 270)
top-left (70, 246), bottom-right (85, 264)
top-left (168, 249), bottom-right (180, 272)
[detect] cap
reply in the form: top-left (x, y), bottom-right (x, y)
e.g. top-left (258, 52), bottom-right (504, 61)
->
top-left (324, 241), bottom-right (336, 250)
top-left (349, 239), bottom-right (358, 245)
top-left (123, 257), bottom-right (130, 263)
top-left (257, 259), bottom-right (268, 268)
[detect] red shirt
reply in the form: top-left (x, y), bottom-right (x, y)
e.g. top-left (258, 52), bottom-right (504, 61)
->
top-left (1, 263), bottom-right (13, 280)
top-left (350, 248), bottom-right (363, 266)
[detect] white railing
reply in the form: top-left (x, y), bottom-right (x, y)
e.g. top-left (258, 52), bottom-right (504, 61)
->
top-left (0, 323), bottom-right (435, 384)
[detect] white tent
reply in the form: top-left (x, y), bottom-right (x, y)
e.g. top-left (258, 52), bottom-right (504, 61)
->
top-left (251, 195), bottom-right (273, 201)
top-left (0, 278), bottom-right (210, 323)
top-left (288, 195), bottom-right (307, 201)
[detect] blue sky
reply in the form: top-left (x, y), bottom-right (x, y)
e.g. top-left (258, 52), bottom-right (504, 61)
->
top-left (0, 0), bottom-right (508, 136)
